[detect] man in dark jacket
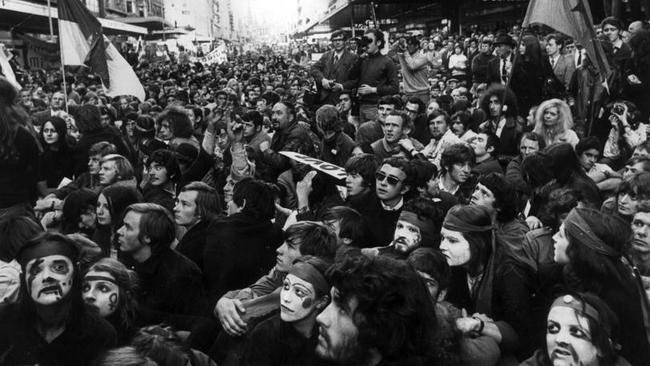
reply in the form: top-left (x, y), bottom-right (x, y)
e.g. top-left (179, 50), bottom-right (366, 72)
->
top-left (116, 203), bottom-right (208, 317)
top-left (310, 30), bottom-right (359, 106)
top-left (174, 181), bottom-right (222, 270)
top-left (471, 37), bottom-right (496, 85)
top-left (204, 178), bottom-right (283, 305)
top-left (258, 101), bottom-right (315, 182)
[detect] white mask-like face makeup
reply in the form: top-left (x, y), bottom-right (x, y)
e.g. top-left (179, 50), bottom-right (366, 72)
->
top-left (26, 254), bottom-right (74, 306)
top-left (280, 274), bottom-right (317, 323)
top-left (439, 228), bottom-right (472, 266)
top-left (82, 270), bottom-right (120, 317)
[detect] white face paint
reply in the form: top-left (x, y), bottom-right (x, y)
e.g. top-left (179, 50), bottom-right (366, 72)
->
top-left (439, 228), bottom-right (471, 266)
top-left (82, 270), bottom-right (120, 318)
top-left (26, 254), bottom-right (74, 305)
top-left (546, 305), bottom-right (599, 366)
top-left (392, 220), bottom-right (422, 253)
top-left (280, 274), bottom-right (317, 323)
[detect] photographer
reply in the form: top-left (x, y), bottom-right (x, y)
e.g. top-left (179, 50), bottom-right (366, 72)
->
top-left (395, 36), bottom-right (439, 105)
top-left (603, 101), bottom-right (647, 169)
top-left (350, 29), bottom-right (399, 123)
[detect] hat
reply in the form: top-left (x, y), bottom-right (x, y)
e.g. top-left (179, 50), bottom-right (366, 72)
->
top-left (493, 34), bottom-right (516, 47)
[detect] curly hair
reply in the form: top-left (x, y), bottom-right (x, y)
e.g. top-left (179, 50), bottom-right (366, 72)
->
top-left (479, 84), bottom-right (519, 118)
top-left (325, 254), bottom-right (441, 364)
top-left (85, 258), bottom-right (139, 337)
top-left (477, 172), bottom-right (518, 223)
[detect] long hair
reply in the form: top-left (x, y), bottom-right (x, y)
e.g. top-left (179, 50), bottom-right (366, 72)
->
top-left (39, 116), bottom-right (70, 153)
top-left (62, 188), bottom-right (98, 235)
top-left (85, 258), bottom-right (138, 336)
top-left (533, 99), bottom-right (573, 144)
top-left (0, 76), bottom-right (30, 159)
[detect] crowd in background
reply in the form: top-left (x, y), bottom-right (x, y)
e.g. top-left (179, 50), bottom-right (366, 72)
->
top-left (0, 13), bottom-right (650, 366)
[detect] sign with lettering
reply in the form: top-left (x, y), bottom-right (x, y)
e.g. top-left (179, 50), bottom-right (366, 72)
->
top-left (280, 151), bottom-right (347, 181)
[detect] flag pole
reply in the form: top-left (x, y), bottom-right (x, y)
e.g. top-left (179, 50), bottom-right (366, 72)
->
top-left (57, 16), bottom-right (70, 114)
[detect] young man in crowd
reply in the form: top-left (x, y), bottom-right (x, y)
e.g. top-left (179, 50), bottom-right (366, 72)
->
top-left (471, 131), bottom-right (503, 175)
top-left (370, 111), bottom-right (424, 160)
top-left (117, 203), bottom-right (207, 316)
top-left (355, 95), bottom-right (401, 151)
top-left (436, 143), bottom-right (475, 203)
top-left (421, 110), bottom-right (463, 170)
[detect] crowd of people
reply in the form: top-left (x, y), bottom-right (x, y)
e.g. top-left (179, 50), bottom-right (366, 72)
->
top-left (0, 13), bottom-right (650, 366)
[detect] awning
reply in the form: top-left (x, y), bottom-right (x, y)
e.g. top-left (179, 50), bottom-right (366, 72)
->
top-left (297, 0), bottom-right (441, 36)
top-left (0, 0), bottom-right (148, 36)
top-left (120, 16), bottom-right (173, 32)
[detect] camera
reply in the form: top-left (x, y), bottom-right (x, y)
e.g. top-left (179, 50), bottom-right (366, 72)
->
top-left (358, 36), bottom-right (372, 55)
top-left (612, 104), bottom-right (625, 116)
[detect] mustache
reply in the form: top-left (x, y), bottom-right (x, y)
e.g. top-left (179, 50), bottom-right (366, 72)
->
top-left (38, 284), bottom-right (63, 298)
top-left (550, 344), bottom-right (580, 364)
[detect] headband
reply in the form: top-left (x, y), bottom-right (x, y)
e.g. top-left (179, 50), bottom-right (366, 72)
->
top-left (399, 211), bottom-right (437, 240)
top-left (17, 239), bottom-right (78, 268)
top-left (289, 261), bottom-right (329, 296)
top-left (84, 275), bottom-right (118, 285)
top-left (443, 205), bottom-right (493, 233)
top-left (551, 294), bottom-right (600, 322)
top-left (564, 209), bottom-right (620, 258)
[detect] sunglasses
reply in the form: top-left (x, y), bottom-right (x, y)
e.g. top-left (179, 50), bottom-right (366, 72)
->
top-left (376, 171), bottom-right (402, 186)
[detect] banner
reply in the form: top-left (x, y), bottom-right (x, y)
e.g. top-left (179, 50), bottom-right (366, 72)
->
top-left (280, 151), bottom-right (347, 181)
top-left (15, 33), bottom-right (60, 70)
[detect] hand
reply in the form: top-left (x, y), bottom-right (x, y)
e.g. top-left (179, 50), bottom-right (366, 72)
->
top-left (259, 141), bottom-right (270, 152)
top-left (297, 170), bottom-right (317, 205)
top-left (331, 83), bottom-right (343, 92)
top-left (526, 216), bottom-right (543, 230)
top-left (215, 297), bottom-right (248, 336)
top-left (398, 138), bottom-right (415, 152)
top-left (628, 74), bottom-right (642, 85)
top-left (322, 78), bottom-right (332, 89)
top-left (357, 84), bottom-right (376, 95)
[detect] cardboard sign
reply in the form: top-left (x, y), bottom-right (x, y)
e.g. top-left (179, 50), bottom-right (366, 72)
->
top-left (280, 151), bottom-right (347, 181)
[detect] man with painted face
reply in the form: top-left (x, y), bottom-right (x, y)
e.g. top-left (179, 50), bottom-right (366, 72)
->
top-left (258, 101), bottom-right (315, 182)
top-left (0, 232), bottom-right (116, 366)
top-left (315, 254), bottom-right (441, 365)
top-left (242, 256), bottom-right (332, 366)
top-left (363, 197), bottom-right (442, 259)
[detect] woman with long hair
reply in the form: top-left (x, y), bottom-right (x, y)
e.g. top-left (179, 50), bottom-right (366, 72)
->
top-left (521, 292), bottom-right (632, 366)
top-left (37, 116), bottom-right (75, 196)
top-left (0, 76), bottom-right (40, 217)
top-left (93, 185), bottom-right (141, 257)
top-left (61, 188), bottom-right (98, 237)
top-left (551, 207), bottom-right (650, 365)
top-left (533, 99), bottom-right (579, 147)
top-left (82, 258), bottom-right (139, 344)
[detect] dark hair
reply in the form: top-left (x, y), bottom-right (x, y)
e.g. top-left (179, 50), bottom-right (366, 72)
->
top-left (285, 221), bottom-right (338, 262)
top-left (146, 149), bottom-right (181, 183)
top-left (544, 33), bottom-right (564, 49)
top-left (450, 110), bottom-right (471, 130)
top-left (540, 292), bottom-right (621, 366)
top-left (231, 178), bottom-right (276, 221)
top-left (124, 203), bottom-right (176, 251)
top-left (62, 188), bottom-right (98, 235)
top-left (545, 143), bottom-right (582, 185)
top-left (518, 132), bottom-right (546, 150)
top-left (617, 171), bottom-right (650, 202)
top-left (380, 157), bottom-right (415, 197)
top-left (406, 97), bottom-right (425, 114)
top-left (85, 258), bottom-right (139, 337)
top-left (427, 110), bottom-right (450, 126)
top-left (386, 110), bottom-right (411, 131)
top-left (377, 95), bottom-right (402, 109)
top-left (100, 185), bottom-right (142, 229)
top-left (0, 216), bottom-right (43, 262)
top-left (402, 197), bottom-right (444, 247)
top-left (316, 104), bottom-right (344, 133)
top-left (331, 30), bottom-right (347, 40)
top-left (132, 325), bottom-right (197, 366)
top-left (321, 206), bottom-right (364, 246)
top-left (345, 154), bottom-right (380, 191)
top-left (177, 181), bottom-right (222, 221)
top-left (74, 104), bottom-right (103, 133)
top-left (39, 116), bottom-right (69, 151)
top-left (480, 131), bottom-right (500, 157)
top-left (157, 106), bottom-right (193, 139)
top-left (601, 16), bottom-right (623, 30)
top-left (93, 346), bottom-right (156, 366)
top-left (325, 254), bottom-right (439, 363)
top-left (89, 141), bottom-right (117, 157)
top-left (479, 84), bottom-right (519, 118)
top-left (450, 205), bottom-right (493, 276)
top-left (364, 28), bottom-right (386, 48)
top-left (477, 172), bottom-right (518, 223)
top-left (575, 136), bottom-right (602, 156)
top-left (0, 76), bottom-right (29, 159)
top-left (135, 115), bottom-right (156, 140)
top-left (625, 155), bottom-right (650, 174)
top-left (407, 248), bottom-right (451, 292)
top-left (409, 159), bottom-right (437, 191)
top-left (538, 187), bottom-right (581, 229)
top-left (441, 143), bottom-right (475, 174)
top-left (241, 110), bottom-right (263, 127)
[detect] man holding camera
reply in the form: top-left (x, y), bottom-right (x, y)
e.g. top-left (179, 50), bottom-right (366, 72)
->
top-left (395, 36), bottom-right (438, 105)
top-left (351, 29), bottom-right (399, 123)
top-left (311, 30), bottom-right (359, 106)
